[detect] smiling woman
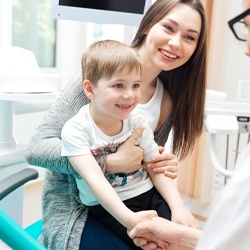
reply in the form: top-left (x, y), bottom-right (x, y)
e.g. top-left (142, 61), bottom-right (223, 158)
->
top-left (25, 1), bottom-right (207, 249)
top-left (132, 0), bottom-right (207, 158)
top-left (142, 3), bottom-right (201, 70)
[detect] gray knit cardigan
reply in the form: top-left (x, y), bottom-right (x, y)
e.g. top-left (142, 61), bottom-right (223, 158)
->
top-left (25, 71), bottom-right (172, 250)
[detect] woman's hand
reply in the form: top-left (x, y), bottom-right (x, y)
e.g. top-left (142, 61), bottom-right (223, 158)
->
top-left (106, 127), bottom-right (144, 174)
top-left (147, 147), bottom-right (178, 179)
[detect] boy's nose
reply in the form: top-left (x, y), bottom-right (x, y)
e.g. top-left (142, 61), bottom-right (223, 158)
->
top-left (122, 90), bottom-right (134, 99)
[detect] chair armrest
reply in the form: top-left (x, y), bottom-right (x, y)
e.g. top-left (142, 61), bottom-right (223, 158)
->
top-left (0, 168), bottom-right (38, 201)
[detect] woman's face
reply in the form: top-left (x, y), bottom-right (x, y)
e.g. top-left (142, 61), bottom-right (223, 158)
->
top-left (243, 0), bottom-right (250, 56)
top-left (139, 3), bottom-right (201, 72)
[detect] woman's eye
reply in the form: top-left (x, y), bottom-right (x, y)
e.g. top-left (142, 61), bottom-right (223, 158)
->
top-left (164, 25), bottom-right (174, 32)
top-left (185, 35), bottom-right (195, 41)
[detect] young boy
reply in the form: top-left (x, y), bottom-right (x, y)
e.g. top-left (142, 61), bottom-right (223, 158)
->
top-left (61, 40), bottom-right (198, 248)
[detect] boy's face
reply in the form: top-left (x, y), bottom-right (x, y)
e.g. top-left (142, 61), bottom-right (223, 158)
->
top-left (89, 67), bottom-right (141, 122)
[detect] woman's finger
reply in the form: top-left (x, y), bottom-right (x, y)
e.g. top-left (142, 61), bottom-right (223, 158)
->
top-left (129, 126), bottom-right (144, 145)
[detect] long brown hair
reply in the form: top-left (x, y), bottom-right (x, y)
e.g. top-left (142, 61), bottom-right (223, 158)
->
top-left (131, 0), bottom-right (207, 160)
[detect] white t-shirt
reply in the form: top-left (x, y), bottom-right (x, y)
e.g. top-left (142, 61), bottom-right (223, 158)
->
top-left (61, 104), bottom-right (159, 206)
top-left (196, 143), bottom-right (250, 250)
top-left (136, 78), bottom-right (163, 131)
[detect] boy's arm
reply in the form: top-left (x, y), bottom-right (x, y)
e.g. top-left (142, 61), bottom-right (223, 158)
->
top-left (69, 154), bottom-right (156, 230)
top-left (145, 163), bottom-right (199, 228)
top-left (146, 164), bottom-right (183, 208)
top-left (136, 117), bottom-right (198, 227)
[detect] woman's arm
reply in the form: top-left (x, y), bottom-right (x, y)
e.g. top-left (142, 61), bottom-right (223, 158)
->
top-left (106, 128), bottom-right (178, 178)
top-left (106, 127), bottom-right (144, 173)
top-left (25, 72), bottom-right (87, 176)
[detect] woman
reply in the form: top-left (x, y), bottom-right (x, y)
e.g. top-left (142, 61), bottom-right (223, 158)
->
top-left (129, 0), bottom-right (250, 249)
top-left (25, 0), bottom-right (207, 249)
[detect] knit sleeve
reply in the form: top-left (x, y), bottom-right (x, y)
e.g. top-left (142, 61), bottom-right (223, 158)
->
top-left (154, 113), bottom-right (173, 147)
top-left (25, 71), bottom-right (90, 177)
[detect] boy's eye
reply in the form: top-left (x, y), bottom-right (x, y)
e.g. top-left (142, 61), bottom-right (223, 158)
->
top-left (133, 83), bottom-right (140, 89)
top-left (113, 83), bottom-right (123, 88)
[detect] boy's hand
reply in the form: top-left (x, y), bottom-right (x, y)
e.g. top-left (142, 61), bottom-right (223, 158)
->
top-left (171, 206), bottom-right (200, 229)
top-left (127, 210), bottom-right (158, 230)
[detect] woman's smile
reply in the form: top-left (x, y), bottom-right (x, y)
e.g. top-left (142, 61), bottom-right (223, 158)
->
top-left (139, 3), bottom-right (201, 72)
top-left (159, 48), bottom-right (179, 62)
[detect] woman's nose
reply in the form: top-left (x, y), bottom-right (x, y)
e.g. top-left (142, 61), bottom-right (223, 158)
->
top-left (168, 34), bottom-right (181, 49)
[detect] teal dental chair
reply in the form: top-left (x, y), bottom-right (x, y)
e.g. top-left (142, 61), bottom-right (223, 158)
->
top-left (0, 168), bottom-right (46, 250)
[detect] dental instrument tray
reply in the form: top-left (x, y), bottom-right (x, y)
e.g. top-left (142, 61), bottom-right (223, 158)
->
top-left (206, 115), bottom-right (239, 135)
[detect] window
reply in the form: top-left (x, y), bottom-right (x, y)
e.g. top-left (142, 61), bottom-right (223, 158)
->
top-left (12, 0), bottom-right (56, 67)
top-left (11, 0), bottom-right (138, 80)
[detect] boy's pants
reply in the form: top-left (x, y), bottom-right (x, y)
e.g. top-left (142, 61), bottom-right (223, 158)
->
top-left (89, 187), bottom-right (171, 250)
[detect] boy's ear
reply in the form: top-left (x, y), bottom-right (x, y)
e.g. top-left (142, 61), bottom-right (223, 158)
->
top-left (83, 79), bottom-right (94, 99)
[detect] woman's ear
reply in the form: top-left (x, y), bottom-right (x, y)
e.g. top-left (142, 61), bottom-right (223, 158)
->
top-left (144, 28), bottom-right (149, 35)
top-left (83, 79), bottom-right (94, 99)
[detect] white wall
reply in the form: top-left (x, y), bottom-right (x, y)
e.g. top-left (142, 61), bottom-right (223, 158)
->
top-left (222, 1), bottom-right (250, 101)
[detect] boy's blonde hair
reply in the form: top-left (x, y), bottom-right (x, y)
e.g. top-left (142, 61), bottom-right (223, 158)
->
top-left (81, 40), bottom-right (142, 84)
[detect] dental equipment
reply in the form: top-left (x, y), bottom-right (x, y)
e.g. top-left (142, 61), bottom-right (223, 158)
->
top-left (206, 115), bottom-right (239, 178)
top-left (205, 97), bottom-right (250, 178)
top-left (51, 0), bottom-right (152, 26)
top-left (0, 47), bottom-right (61, 227)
